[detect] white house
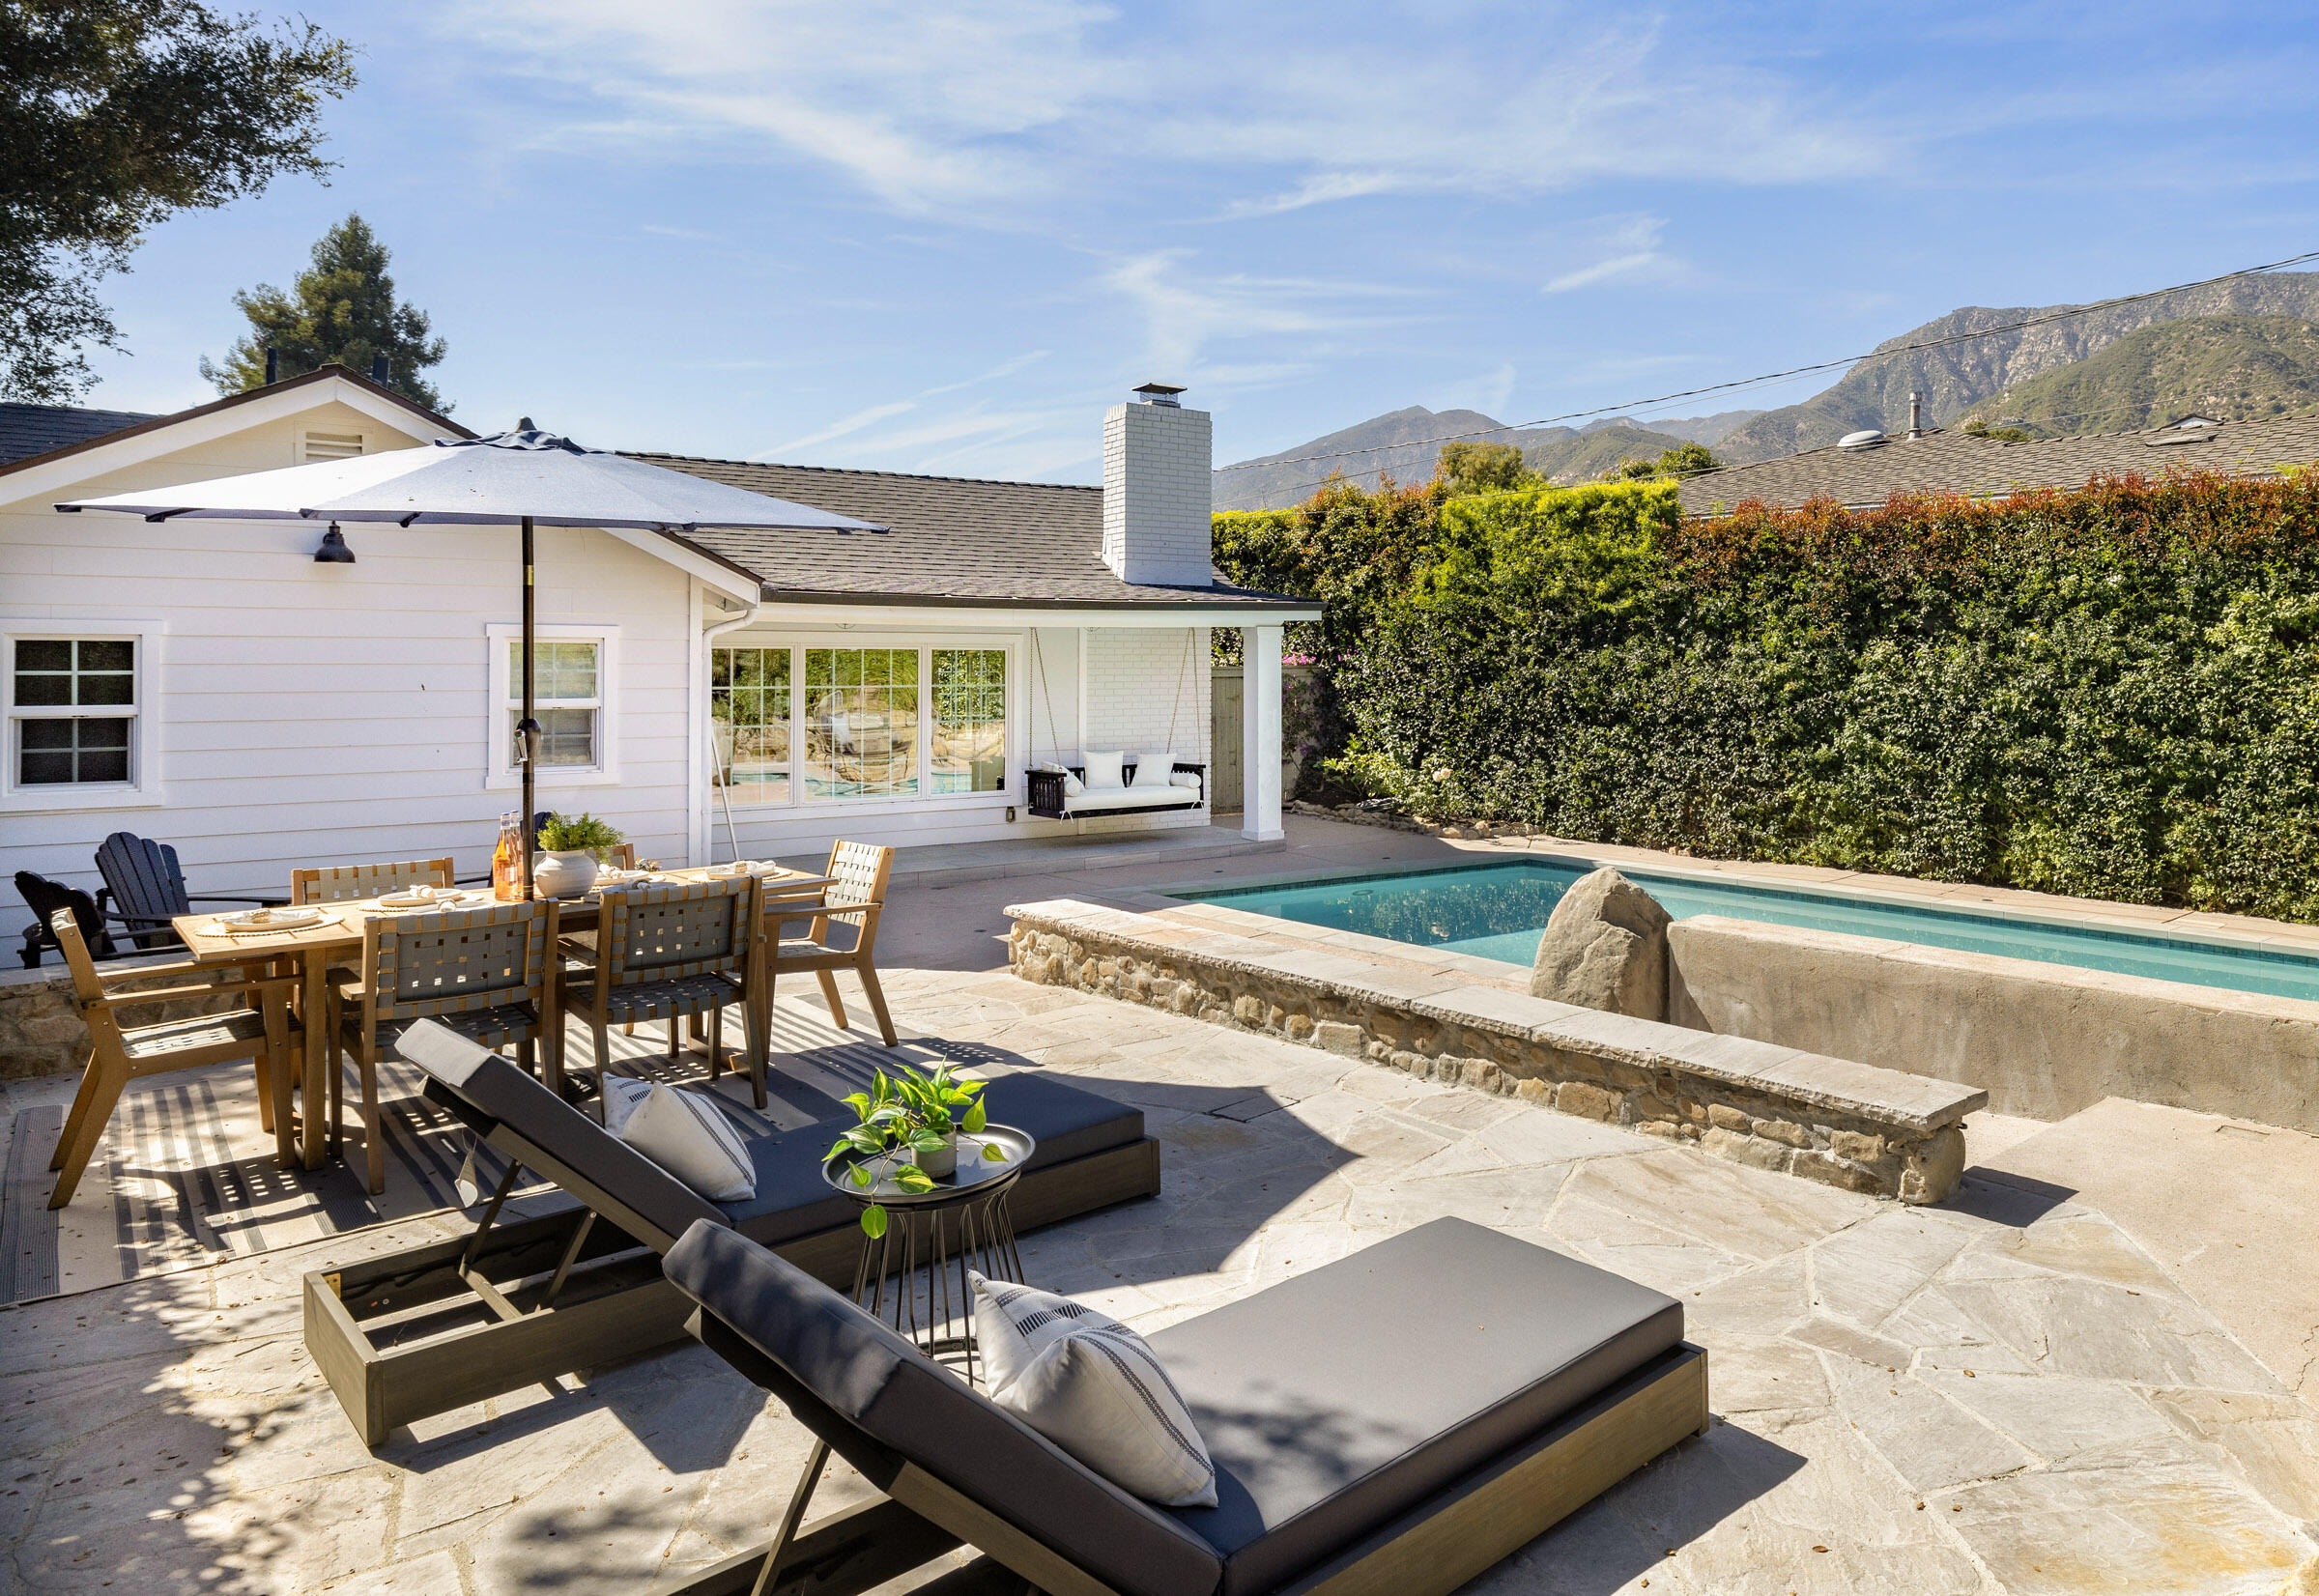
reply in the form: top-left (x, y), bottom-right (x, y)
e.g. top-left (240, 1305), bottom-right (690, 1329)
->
top-left (0, 368), bottom-right (1316, 936)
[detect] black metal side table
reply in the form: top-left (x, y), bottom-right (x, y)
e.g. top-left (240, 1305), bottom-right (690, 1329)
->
top-left (821, 1125), bottom-right (1034, 1386)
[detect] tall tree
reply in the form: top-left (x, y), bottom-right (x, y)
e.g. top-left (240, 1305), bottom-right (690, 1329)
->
top-left (202, 214), bottom-right (449, 412)
top-left (0, 1), bottom-right (356, 402)
top-left (1433, 440), bottom-right (1535, 496)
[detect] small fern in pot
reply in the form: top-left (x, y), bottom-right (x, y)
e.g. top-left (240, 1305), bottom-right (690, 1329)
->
top-left (825, 1061), bottom-right (1007, 1238)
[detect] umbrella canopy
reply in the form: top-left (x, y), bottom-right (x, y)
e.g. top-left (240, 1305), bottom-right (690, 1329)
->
top-left (57, 423), bottom-right (884, 532)
top-left (58, 424), bottom-right (880, 904)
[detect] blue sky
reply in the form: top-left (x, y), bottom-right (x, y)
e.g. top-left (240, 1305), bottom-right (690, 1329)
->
top-left (73, 1), bottom-right (2319, 483)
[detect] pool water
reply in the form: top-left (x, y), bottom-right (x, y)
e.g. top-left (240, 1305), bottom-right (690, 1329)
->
top-left (1181, 861), bottom-right (2319, 1005)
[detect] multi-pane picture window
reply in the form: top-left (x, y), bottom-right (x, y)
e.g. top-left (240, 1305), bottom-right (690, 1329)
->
top-left (803, 648), bottom-right (919, 800)
top-left (508, 639), bottom-right (601, 768)
top-left (931, 649), bottom-right (1007, 793)
top-left (12, 639), bottom-right (135, 786)
top-left (712, 646), bottom-right (792, 802)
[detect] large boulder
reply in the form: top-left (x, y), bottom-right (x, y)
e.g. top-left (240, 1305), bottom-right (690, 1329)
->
top-left (1530, 868), bottom-right (1671, 1019)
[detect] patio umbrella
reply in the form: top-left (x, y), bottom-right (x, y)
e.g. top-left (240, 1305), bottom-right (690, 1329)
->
top-left (60, 422), bottom-right (882, 887)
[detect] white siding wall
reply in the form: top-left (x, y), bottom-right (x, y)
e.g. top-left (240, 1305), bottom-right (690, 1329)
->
top-left (0, 405), bottom-right (695, 923)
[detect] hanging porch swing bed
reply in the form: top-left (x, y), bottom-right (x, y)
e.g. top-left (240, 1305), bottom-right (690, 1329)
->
top-left (1024, 628), bottom-right (1208, 820)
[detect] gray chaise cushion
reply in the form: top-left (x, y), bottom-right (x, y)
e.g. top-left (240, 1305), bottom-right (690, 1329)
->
top-left (666, 1221), bottom-right (1225, 1596)
top-left (1153, 1217), bottom-right (1683, 1596)
top-left (405, 1025), bottom-right (1146, 1252)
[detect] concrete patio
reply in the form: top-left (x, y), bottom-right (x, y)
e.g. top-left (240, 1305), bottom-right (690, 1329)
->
top-left (2, 816), bottom-right (2315, 1594)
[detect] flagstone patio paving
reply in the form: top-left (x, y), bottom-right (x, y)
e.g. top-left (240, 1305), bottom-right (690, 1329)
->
top-left (3, 833), bottom-right (2317, 1593)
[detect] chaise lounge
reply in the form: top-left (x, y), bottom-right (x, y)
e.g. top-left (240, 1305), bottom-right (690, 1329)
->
top-left (663, 1214), bottom-right (1708, 1596)
top-left (303, 1019), bottom-right (1161, 1445)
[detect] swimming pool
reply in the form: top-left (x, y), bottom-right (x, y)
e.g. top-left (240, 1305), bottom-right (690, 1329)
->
top-left (1179, 860), bottom-right (2319, 1005)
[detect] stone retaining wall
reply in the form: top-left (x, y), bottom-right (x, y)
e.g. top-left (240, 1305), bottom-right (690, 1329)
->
top-left (1007, 898), bottom-right (1985, 1204)
top-left (0, 955), bottom-right (246, 1082)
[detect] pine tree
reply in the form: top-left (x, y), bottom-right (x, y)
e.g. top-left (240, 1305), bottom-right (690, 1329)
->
top-left (201, 214), bottom-right (449, 412)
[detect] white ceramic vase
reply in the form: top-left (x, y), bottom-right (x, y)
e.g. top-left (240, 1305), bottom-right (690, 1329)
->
top-left (531, 850), bottom-right (599, 900)
top-left (917, 1134), bottom-right (959, 1180)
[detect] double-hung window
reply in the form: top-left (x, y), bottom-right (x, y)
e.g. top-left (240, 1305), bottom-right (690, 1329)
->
top-left (9, 636), bottom-right (141, 794)
top-left (487, 624), bottom-right (618, 786)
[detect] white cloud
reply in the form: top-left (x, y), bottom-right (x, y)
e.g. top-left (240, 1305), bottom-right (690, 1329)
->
top-left (450, 3), bottom-right (1885, 223)
top-left (757, 351), bottom-right (1057, 459)
top-left (1103, 250), bottom-right (1422, 380)
top-left (1539, 214), bottom-right (1692, 295)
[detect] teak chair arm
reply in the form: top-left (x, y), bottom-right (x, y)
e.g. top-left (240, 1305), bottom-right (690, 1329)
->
top-left (88, 973), bottom-right (298, 1015)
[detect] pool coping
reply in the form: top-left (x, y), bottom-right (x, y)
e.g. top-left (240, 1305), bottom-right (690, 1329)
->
top-left (1136, 837), bottom-right (2319, 973)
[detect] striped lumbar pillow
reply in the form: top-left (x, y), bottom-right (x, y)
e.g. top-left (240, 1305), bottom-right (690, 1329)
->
top-left (602, 1076), bottom-right (757, 1202)
top-left (969, 1272), bottom-right (1217, 1507)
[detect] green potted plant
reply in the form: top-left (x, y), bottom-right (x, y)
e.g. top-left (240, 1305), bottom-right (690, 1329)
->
top-left (824, 1062), bottom-right (1007, 1238)
top-left (532, 812), bottom-right (625, 899)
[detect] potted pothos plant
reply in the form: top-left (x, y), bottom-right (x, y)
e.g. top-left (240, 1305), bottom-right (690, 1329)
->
top-left (824, 1062), bottom-right (1008, 1238)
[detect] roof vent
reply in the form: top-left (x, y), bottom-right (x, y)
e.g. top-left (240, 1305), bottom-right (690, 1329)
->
top-left (1838, 429), bottom-right (1885, 450)
top-left (1131, 382), bottom-right (1186, 408)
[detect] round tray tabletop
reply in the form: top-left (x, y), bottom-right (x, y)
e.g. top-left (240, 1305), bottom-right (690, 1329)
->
top-left (821, 1124), bottom-right (1036, 1209)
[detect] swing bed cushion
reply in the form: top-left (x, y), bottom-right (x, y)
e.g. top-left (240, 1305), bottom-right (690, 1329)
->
top-left (1028, 760), bottom-right (1205, 820)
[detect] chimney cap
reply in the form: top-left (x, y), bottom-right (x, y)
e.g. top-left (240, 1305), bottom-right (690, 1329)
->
top-left (1131, 382), bottom-right (1186, 406)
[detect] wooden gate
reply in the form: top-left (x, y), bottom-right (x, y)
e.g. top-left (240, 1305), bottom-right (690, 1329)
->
top-left (1210, 666), bottom-right (1244, 813)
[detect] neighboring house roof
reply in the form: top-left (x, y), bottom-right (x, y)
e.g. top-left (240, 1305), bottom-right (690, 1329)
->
top-left (1676, 411), bottom-right (2319, 516)
top-left (632, 453), bottom-right (1310, 611)
top-left (0, 365), bottom-right (472, 481)
top-left (0, 402), bottom-right (160, 468)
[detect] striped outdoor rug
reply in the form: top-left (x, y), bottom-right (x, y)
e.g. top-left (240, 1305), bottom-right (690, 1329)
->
top-left (0, 999), bottom-right (981, 1304)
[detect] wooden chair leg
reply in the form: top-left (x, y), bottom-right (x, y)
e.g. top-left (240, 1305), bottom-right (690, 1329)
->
top-left (50, 1050), bottom-right (104, 1174)
top-left (266, 994), bottom-right (295, 1166)
top-left (589, 1021), bottom-right (614, 1124)
top-left (254, 1054), bottom-right (275, 1134)
top-left (517, 1036), bottom-right (537, 1078)
top-left (359, 1044), bottom-right (385, 1196)
top-left (815, 969), bottom-right (849, 1032)
top-left (855, 959), bottom-right (899, 1048)
top-left (48, 1061), bottom-right (127, 1210)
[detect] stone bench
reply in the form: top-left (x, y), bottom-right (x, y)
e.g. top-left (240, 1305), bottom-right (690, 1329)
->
top-left (1006, 898), bottom-right (1986, 1205)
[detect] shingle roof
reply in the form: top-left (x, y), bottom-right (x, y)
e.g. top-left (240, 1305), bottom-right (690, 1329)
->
top-left (627, 453), bottom-right (1309, 611)
top-left (0, 402), bottom-right (159, 468)
top-left (1675, 412), bottom-right (2319, 517)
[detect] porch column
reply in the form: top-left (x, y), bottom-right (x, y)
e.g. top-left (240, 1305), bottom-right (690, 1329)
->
top-left (1240, 623), bottom-right (1284, 841)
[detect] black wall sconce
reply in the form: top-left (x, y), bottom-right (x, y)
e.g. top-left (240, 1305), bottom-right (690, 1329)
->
top-left (313, 522), bottom-right (357, 563)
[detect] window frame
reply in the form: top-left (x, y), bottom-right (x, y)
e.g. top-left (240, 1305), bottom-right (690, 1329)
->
top-left (1, 620), bottom-right (164, 812)
top-left (713, 633), bottom-right (1018, 813)
top-left (486, 622), bottom-right (621, 789)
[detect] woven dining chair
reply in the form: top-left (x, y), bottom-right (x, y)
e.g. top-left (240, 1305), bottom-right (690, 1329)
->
top-left (326, 900), bottom-right (556, 1194)
top-left (557, 876), bottom-right (756, 1119)
top-left (761, 840), bottom-right (899, 1054)
top-left (290, 857), bottom-right (456, 905)
top-left (45, 910), bottom-right (297, 1209)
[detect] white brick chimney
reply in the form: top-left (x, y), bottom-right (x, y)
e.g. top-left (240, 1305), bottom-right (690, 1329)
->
top-left (1102, 382), bottom-right (1214, 587)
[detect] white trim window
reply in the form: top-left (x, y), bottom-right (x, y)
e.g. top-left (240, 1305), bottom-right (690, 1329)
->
top-left (711, 636), bottom-right (1013, 809)
top-left (4, 625), bottom-right (161, 810)
top-left (487, 623), bottom-right (620, 788)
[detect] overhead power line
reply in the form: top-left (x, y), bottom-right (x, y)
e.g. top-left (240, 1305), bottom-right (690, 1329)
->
top-left (1215, 247), bottom-right (2319, 477)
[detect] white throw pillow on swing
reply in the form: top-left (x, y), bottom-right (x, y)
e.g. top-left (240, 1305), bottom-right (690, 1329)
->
top-left (1081, 750), bottom-right (1127, 790)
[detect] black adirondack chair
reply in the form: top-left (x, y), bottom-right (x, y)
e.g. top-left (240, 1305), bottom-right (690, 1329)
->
top-left (92, 833), bottom-right (282, 955)
top-left (14, 872), bottom-right (118, 968)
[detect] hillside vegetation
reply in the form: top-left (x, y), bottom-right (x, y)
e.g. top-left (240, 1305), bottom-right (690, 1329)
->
top-left (1215, 469), bottom-right (2319, 920)
top-left (1717, 271), bottom-right (2319, 462)
top-left (1972, 315), bottom-right (2319, 436)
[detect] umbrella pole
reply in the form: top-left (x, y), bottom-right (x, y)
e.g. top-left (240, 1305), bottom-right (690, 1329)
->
top-left (518, 514), bottom-right (539, 895)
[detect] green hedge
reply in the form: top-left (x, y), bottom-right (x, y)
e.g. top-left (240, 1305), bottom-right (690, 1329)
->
top-left (1215, 469), bottom-right (2319, 921)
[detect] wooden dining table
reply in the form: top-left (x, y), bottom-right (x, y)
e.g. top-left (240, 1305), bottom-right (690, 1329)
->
top-left (171, 864), bottom-right (835, 1171)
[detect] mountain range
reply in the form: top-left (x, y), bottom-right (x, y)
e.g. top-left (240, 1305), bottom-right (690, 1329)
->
top-left (1216, 271), bottom-right (2319, 509)
top-left (1972, 314), bottom-right (2319, 437)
